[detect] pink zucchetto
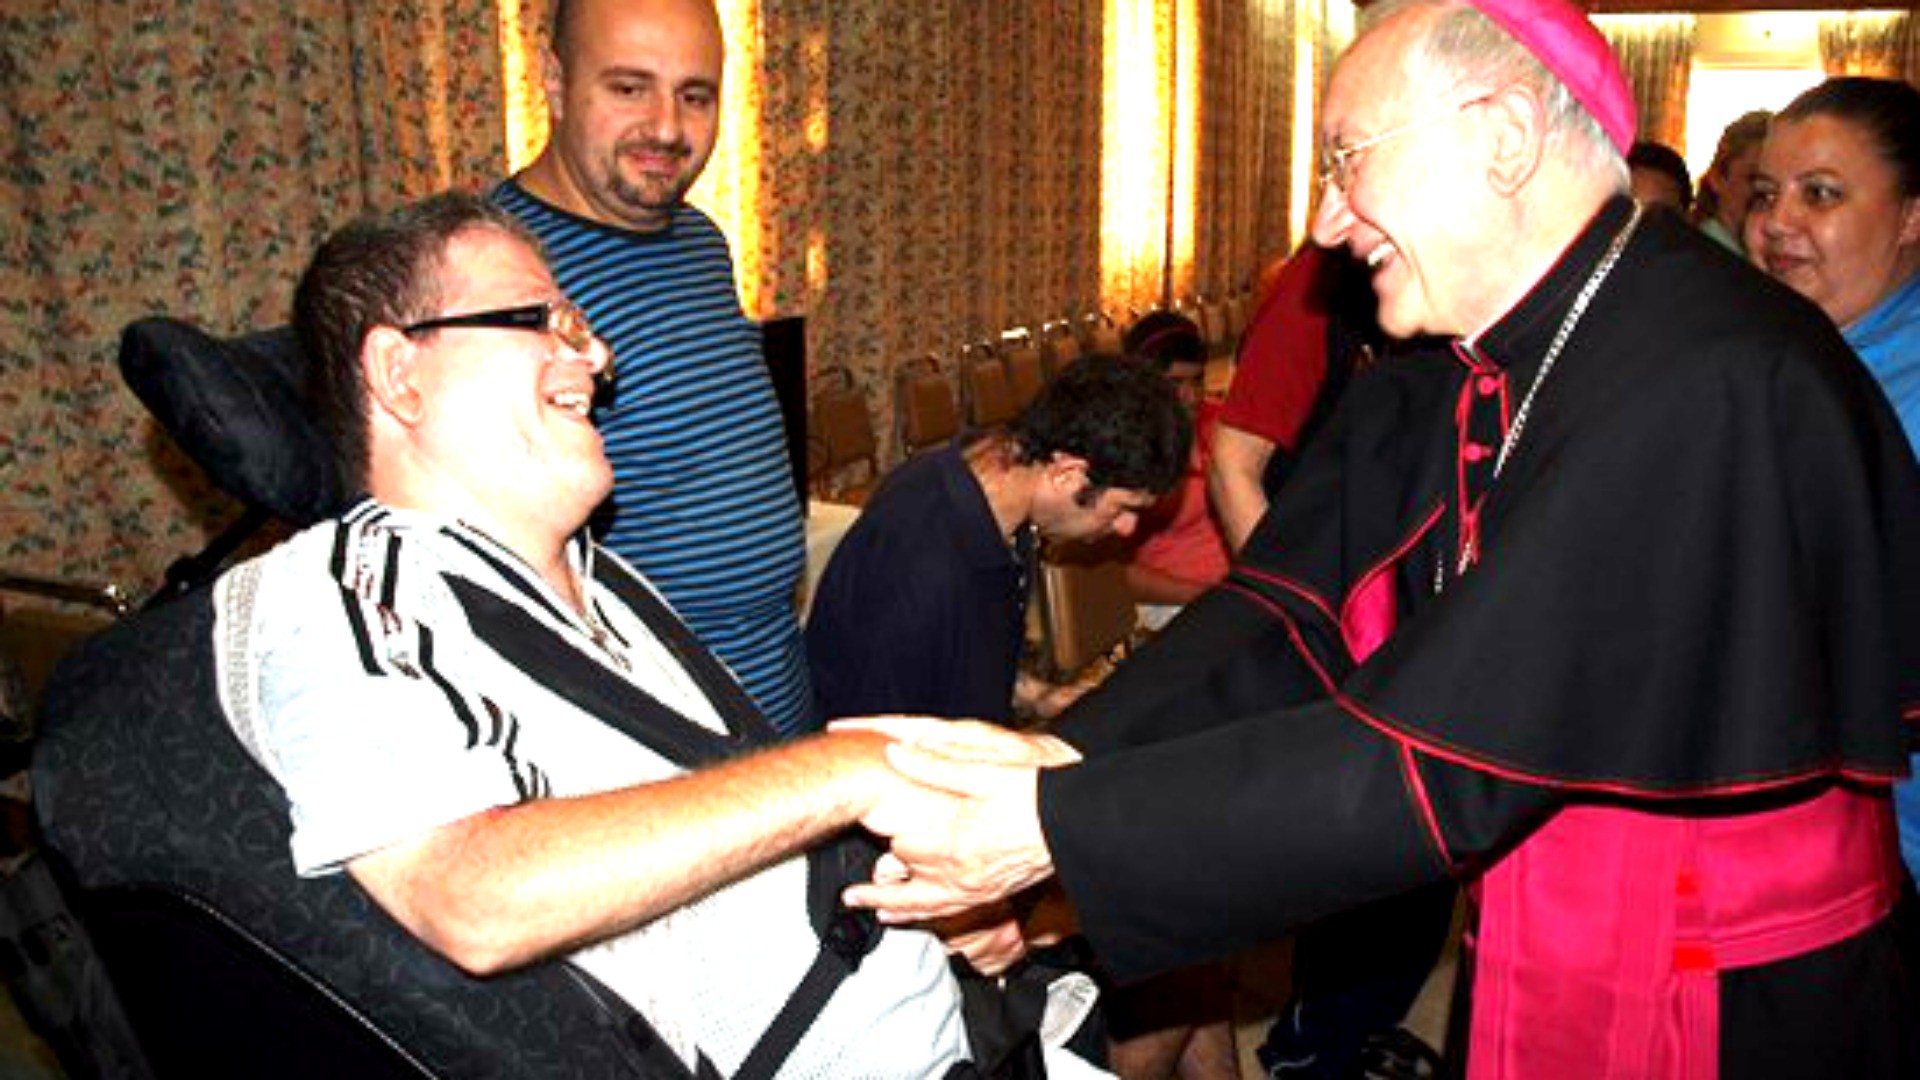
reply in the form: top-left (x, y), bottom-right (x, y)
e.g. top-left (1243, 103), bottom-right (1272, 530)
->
top-left (1464, 0), bottom-right (1637, 156)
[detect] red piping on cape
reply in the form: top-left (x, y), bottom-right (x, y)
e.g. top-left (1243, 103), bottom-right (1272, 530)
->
top-left (1219, 580), bottom-right (1343, 699)
top-left (1235, 501), bottom-right (1447, 666)
top-left (1398, 742), bottom-right (1460, 872)
top-left (1220, 570), bottom-right (1902, 799)
top-left (1231, 565), bottom-right (1339, 628)
top-left (1333, 689), bottom-right (1902, 799)
top-left (1221, 575), bottom-right (1463, 871)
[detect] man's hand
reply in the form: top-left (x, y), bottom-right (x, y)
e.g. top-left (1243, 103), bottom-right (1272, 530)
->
top-left (831, 718), bottom-right (1079, 923)
top-left (927, 903), bottom-right (1029, 976)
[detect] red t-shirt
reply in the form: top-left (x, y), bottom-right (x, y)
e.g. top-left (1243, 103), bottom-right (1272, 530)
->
top-left (1218, 244), bottom-right (1340, 452)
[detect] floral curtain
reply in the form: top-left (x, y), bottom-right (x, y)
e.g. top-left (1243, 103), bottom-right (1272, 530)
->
top-left (7, 0), bottom-right (1322, 595)
top-left (1, 0), bottom-right (509, 598)
top-left (1594, 14), bottom-right (1696, 155)
top-left (721, 0), bottom-right (1108, 460)
top-left (1188, 0), bottom-right (1296, 304)
top-left (1819, 12), bottom-right (1915, 82)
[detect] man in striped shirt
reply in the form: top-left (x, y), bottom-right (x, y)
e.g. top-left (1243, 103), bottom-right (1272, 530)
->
top-left (495, 0), bottom-right (814, 735)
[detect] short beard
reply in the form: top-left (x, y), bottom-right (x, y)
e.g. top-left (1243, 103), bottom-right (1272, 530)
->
top-left (597, 140), bottom-right (694, 224)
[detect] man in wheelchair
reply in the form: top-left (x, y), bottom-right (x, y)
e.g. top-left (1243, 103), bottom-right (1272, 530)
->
top-left (205, 191), bottom-right (1102, 1079)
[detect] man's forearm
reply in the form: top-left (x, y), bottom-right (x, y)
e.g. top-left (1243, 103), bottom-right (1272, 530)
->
top-left (349, 729), bottom-right (897, 974)
top-left (1208, 424), bottom-right (1277, 552)
top-left (1124, 562), bottom-right (1209, 606)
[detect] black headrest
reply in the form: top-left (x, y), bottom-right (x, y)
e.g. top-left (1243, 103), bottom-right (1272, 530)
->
top-left (118, 317), bottom-right (346, 526)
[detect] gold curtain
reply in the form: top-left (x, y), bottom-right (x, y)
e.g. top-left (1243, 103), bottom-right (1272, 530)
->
top-left (728, 0), bottom-right (1107, 460)
top-left (1594, 15), bottom-right (1696, 154)
top-left (1819, 12), bottom-right (1915, 82)
top-left (1188, 0), bottom-right (1296, 302)
top-left (0, 0), bottom-right (509, 592)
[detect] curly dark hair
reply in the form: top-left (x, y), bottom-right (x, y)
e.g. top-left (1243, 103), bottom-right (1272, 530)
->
top-left (1007, 356), bottom-right (1190, 495)
top-left (293, 192), bottom-right (543, 490)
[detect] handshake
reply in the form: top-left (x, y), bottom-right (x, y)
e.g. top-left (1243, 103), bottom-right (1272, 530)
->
top-left (830, 717), bottom-right (1085, 975)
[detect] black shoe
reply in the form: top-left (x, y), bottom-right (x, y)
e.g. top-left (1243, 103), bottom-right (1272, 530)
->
top-left (1353, 1028), bottom-right (1441, 1080)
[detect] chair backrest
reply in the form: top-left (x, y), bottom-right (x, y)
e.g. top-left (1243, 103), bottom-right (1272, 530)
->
top-left (1040, 320), bottom-right (1081, 375)
top-left (960, 344), bottom-right (1018, 429)
top-left (807, 367), bottom-right (878, 504)
top-left (1080, 313), bottom-right (1122, 358)
top-left (894, 354), bottom-right (961, 457)
top-left (999, 334), bottom-right (1046, 411)
top-left (1033, 542), bottom-right (1138, 681)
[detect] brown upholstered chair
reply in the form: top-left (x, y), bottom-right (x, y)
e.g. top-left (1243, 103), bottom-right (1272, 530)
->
top-left (961, 343), bottom-right (1018, 429)
top-left (893, 354), bottom-right (961, 458)
top-left (807, 366), bottom-right (879, 505)
top-left (1033, 539), bottom-right (1139, 682)
top-left (999, 332), bottom-right (1047, 411)
top-left (1040, 320), bottom-right (1081, 375)
top-left (1080, 312), bottom-right (1122, 357)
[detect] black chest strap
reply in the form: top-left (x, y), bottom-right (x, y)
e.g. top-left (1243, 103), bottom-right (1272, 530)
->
top-left (447, 569), bottom-right (883, 1080)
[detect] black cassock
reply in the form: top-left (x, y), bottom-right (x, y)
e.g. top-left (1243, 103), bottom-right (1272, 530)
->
top-left (1040, 199), bottom-right (1920, 1076)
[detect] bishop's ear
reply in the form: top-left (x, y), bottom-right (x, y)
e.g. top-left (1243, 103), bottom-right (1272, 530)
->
top-left (1481, 82), bottom-right (1547, 196)
top-left (362, 326), bottom-right (428, 427)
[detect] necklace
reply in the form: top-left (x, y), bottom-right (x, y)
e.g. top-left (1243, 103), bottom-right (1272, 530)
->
top-left (1435, 202), bottom-right (1645, 595)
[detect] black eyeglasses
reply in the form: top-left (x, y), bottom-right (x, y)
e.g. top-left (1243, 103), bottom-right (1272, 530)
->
top-left (401, 300), bottom-right (600, 356)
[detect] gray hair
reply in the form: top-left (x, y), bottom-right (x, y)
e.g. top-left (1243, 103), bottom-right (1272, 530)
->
top-left (1360, 0), bottom-right (1628, 191)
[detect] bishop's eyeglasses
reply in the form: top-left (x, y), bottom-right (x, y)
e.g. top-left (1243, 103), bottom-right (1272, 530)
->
top-left (1319, 92), bottom-right (1494, 194)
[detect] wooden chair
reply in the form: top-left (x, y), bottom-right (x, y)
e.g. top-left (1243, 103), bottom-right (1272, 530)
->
top-left (961, 342), bottom-right (1018, 429)
top-left (894, 354), bottom-right (961, 458)
top-left (1040, 319), bottom-right (1081, 375)
top-left (1080, 312), bottom-right (1122, 357)
top-left (999, 330), bottom-right (1047, 410)
top-left (1032, 539), bottom-right (1139, 682)
top-left (807, 366), bottom-right (878, 505)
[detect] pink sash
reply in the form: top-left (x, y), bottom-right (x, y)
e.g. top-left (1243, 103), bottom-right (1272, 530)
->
top-left (1467, 786), bottom-right (1901, 1079)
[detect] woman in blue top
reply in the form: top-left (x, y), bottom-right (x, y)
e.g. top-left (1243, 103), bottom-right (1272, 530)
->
top-left (1748, 75), bottom-right (1920, 877)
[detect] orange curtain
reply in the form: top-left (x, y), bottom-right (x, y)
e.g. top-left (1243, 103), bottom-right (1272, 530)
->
top-left (1819, 12), bottom-right (1915, 82)
top-left (1595, 15), bottom-right (1696, 154)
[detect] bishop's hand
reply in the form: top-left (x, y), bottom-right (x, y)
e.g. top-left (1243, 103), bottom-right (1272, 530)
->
top-left (833, 717), bottom-right (1078, 923)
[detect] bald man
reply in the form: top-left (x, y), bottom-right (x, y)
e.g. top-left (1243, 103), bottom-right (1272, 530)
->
top-left (496, 0), bottom-right (817, 737)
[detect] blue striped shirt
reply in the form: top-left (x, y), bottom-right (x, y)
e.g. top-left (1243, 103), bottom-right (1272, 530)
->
top-left (494, 181), bottom-right (813, 735)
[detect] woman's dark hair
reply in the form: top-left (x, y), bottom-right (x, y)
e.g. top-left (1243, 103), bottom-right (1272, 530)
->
top-left (1627, 140), bottom-right (1692, 211)
top-left (1121, 310), bottom-right (1206, 370)
top-left (1008, 356), bottom-right (1190, 495)
top-left (1778, 77), bottom-right (1920, 198)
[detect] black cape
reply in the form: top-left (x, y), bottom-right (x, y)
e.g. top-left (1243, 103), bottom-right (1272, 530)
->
top-left (1040, 198), bottom-right (1920, 982)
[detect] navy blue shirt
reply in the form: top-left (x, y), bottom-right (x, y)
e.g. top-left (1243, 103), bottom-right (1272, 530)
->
top-left (806, 445), bottom-right (1034, 723)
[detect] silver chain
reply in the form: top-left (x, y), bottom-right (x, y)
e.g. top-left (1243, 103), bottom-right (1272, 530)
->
top-left (1435, 202), bottom-right (1646, 594)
